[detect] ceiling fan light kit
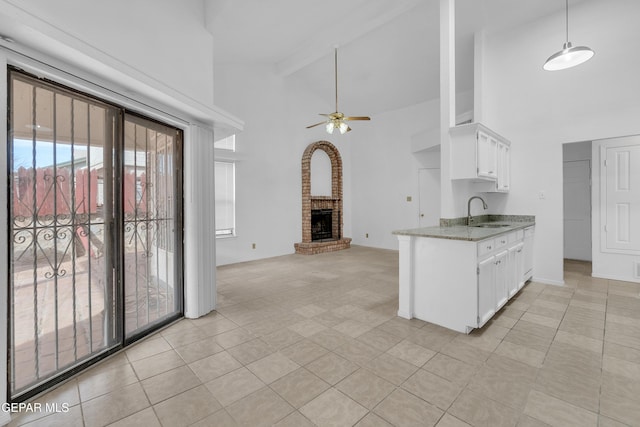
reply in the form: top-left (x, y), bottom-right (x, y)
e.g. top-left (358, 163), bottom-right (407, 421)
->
top-left (307, 48), bottom-right (370, 134)
top-left (543, 0), bottom-right (594, 71)
top-left (326, 120), bottom-right (349, 134)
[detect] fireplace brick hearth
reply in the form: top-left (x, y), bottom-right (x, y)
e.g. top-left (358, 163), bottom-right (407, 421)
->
top-left (295, 141), bottom-right (351, 255)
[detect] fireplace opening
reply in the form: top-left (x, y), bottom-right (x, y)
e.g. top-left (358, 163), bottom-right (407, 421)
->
top-left (311, 209), bottom-right (333, 241)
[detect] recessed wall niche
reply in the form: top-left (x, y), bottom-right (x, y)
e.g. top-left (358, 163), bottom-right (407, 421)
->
top-left (294, 141), bottom-right (351, 255)
top-left (311, 149), bottom-right (332, 196)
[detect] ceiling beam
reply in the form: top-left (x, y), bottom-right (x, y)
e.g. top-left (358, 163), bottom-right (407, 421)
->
top-left (275, 0), bottom-right (422, 77)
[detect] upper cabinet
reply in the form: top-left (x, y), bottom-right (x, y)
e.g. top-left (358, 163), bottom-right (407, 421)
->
top-left (450, 123), bottom-right (511, 193)
top-left (496, 139), bottom-right (510, 192)
top-left (477, 130), bottom-right (498, 179)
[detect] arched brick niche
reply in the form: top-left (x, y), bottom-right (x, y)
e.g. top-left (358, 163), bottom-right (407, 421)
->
top-left (294, 141), bottom-right (351, 254)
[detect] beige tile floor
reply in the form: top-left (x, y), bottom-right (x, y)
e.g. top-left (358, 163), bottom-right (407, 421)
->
top-left (8, 247), bottom-right (640, 427)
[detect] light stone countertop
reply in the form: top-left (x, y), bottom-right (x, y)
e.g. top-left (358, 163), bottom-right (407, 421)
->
top-left (392, 221), bottom-right (535, 242)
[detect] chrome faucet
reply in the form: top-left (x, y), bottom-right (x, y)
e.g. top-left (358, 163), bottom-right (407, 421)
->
top-left (467, 196), bottom-right (488, 225)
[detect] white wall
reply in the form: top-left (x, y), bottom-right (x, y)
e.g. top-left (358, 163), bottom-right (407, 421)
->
top-left (480, 0), bottom-right (640, 285)
top-left (213, 64), bottom-right (354, 265)
top-left (1, 0), bottom-right (214, 109)
top-left (350, 91), bottom-right (473, 250)
top-left (211, 66), bottom-right (474, 260)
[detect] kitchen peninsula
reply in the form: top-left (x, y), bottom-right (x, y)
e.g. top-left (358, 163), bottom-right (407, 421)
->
top-left (393, 216), bottom-right (535, 333)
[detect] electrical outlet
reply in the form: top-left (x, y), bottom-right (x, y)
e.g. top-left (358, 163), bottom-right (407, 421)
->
top-left (538, 190), bottom-right (546, 200)
top-left (252, 243), bottom-right (256, 249)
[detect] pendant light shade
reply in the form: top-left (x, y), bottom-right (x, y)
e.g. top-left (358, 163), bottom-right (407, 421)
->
top-left (326, 121), bottom-right (335, 134)
top-left (544, 42), bottom-right (594, 71)
top-left (543, 0), bottom-right (594, 71)
top-left (338, 121), bottom-right (349, 134)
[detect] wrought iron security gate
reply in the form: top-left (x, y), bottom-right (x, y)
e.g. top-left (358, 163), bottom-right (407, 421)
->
top-left (122, 115), bottom-right (182, 339)
top-left (8, 68), bottom-right (183, 401)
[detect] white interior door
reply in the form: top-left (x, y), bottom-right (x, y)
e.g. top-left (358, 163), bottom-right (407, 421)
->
top-left (418, 168), bottom-right (440, 227)
top-left (563, 160), bottom-right (592, 261)
top-left (604, 145), bottom-right (640, 252)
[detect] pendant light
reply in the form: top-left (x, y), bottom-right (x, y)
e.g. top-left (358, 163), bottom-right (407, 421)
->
top-left (543, 0), bottom-right (594, 71)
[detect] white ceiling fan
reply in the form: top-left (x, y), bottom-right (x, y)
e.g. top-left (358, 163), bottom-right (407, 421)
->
top-left (306, 47), bottom-right (370, 134)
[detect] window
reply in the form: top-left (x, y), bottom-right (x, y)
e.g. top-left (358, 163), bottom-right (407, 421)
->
top-left (214, 134), bottom-right (236, 237)
top-left (215, 161), bottom-right (235, 237)
top-left (214, 134), bottom-right (235, 151)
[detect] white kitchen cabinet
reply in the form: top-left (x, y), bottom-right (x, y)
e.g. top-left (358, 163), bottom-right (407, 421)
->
top-left (395, 223), bottom-right (534, 334)
top-left (523, 226), bottom-right (535, 281)
top-left (496, 140), bottom-right (510, 192)
top-left (477, 231), bottom-right (523, 328)
top-left (450, 123), bottom-right (510, 189)
top-left (494, 250), bottom-right (509, 310)
top-left (509, 242), bottom-right (524, 296)
top-left (495, 234), bottom-right (509, 251)
top-left (477, 131), bottom-right (498, 179)
top-left (478, 240), bottom-right (513, 328)
top-left (478, 256), bottom-right (496, 328)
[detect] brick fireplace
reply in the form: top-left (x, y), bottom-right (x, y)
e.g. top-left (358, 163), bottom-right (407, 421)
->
top-left (295, 141), bottom-right (351, 255)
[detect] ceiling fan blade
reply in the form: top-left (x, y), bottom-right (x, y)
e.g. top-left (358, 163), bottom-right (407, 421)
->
top-left (344, 116), bottom-right (371, 121)
top-left (306, 121), bottom-right (327, 129)
top-left (319, 113), bottom-right (331, 117)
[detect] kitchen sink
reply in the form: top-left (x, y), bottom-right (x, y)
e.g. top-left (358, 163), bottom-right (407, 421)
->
top-left (471, 223), bottom-right (511, 228)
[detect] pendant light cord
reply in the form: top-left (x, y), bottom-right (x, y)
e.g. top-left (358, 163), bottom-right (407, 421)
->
top-left (565, 0), bottom-right (569, 44)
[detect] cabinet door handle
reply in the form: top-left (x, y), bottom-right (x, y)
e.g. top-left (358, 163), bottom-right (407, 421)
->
top-left (487, 245), bottom-right (492, 250)
top-left (517, 249), bottom-right (522, 253)
top-left (501, 240), bottom-right (506, 244)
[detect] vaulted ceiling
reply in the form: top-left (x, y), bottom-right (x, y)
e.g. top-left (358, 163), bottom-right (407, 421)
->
top-left (208, 0), bottom-right (588, 115)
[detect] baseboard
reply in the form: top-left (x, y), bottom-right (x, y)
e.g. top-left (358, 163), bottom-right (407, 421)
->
top-left (531, 276), bottom-right (565, 286)
top-left (397, 310), bottom-right (412, 319)
top-left (592, 272), bottom-right (640, 284)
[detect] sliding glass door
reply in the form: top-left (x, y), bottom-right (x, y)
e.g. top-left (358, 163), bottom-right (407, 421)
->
top-left (8, 69), bottom-right (183, 400)
top-left (123, 115), bottom-right (182, 339)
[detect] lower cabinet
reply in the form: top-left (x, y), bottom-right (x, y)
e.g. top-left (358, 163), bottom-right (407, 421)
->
top-left (523, 226), bottom-right (535, 281)
top-left (478, 256), bottom-right (496, 327)
top-left (509, 242), bottom-right (525, 297)
top-left (396, 225), bottom-right (535, 334)
top-left (494, 250), bottom-right (509, 310)
top-left (476, 231), bottom-right (530, 328)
